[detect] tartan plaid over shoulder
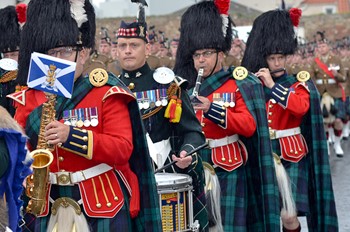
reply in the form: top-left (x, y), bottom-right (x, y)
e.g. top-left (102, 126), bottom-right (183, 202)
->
top-left (235, 69), bottom-right (281, 231)
top-left (127, 94), bottom-right (162, 231)
top-left (286, 76), bottom-right (338, 231)
top-left (112, 75), bottom-right (162, 231)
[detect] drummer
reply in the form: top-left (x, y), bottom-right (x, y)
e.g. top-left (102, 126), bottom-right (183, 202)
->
top-left (116, 2), bottom-right (208, 231)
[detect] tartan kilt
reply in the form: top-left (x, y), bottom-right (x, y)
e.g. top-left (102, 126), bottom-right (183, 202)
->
top-left (200, 148), bottom-right (248, 232)
top-left (333, 97), bottom-right (347, 120)
top-left (22, 173), bottom-right (133, 232)
top-left (271, 140), bottom-right (310, 214)
top-left (190, 158), bottom-right (210, 232)
top-left (346, 96), bottom-right (350, 116)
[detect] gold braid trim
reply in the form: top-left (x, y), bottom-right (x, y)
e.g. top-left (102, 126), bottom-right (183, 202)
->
top-left (167, 82), bottom-right (181, 98)
top-left (0, 70), bottom-right (17, 83)
top-left (142, 106), bottom-right (163, 120)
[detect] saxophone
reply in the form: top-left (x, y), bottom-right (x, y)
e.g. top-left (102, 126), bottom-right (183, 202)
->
top-left (26, 93), bottom-right (56, 216)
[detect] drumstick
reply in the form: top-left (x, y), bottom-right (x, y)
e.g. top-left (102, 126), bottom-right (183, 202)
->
top-left (154, 143), bottom-right (208, 174)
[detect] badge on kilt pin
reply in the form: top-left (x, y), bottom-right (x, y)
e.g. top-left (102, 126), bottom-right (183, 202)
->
top-left (232, 66), bottom-right (248, 81)
top-left (89, 68), bottom-right (108, 87)
top-left (296, 71), bottom-right (310, 83)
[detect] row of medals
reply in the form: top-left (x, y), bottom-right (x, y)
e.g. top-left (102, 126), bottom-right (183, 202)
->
top-left (135, 88), bottom-right (168, 110)
top-left (63, 107), bottom-right (99, 127)
top-left (213, 92), bottom-right (236, 108)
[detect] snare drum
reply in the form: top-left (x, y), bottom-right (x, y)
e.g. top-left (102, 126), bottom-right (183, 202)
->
top-left (155, 173), bottom-right (196, 232)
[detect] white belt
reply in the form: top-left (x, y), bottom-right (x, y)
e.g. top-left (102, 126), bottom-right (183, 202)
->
top-left (207, 134), bottom-right (239, 148)
top-left (315, 79), bottom-right (336, 84)
top-left (49, 163), bottom-right (113, 186)
top-left (269, 127), bottom-right (301, 140)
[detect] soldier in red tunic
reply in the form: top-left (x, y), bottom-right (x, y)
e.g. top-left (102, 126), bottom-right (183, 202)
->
top-left (175, 1), bottom-right (280, 231)
top-left (242, 8), bottom-right (338, 232)
top-left (10, 0), bottom-right (161, 231)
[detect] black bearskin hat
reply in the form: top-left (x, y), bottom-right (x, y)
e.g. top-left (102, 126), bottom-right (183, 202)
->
top-left (0, 5), bottom-right (24, 54)
top-left (174, 0), bottom-right (233, 87)
top-left (241, 8), bottom-right (301, 73)
top-left (17, 0), bottom-right (96, 85)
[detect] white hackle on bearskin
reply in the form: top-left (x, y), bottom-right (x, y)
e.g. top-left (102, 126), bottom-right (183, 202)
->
top-left (69, 0), bottom-right (88, 28)
top-left (47, 206), bottom-right (89, 232)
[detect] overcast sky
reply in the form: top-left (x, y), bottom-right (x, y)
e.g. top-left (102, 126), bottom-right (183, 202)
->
top-left (92, 0), bottom-right (104, 7)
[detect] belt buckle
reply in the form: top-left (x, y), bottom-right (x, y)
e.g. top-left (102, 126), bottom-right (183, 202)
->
top-left (206, 139), bottom-right (214, 148)
top-left (56, 172), bottom-right (72, 185)
top-left (269, 129), bottom-right (276, 139)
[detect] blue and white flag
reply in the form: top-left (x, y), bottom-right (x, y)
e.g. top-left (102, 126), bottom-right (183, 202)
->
top-left (27, 52), bottom-right (76, 98)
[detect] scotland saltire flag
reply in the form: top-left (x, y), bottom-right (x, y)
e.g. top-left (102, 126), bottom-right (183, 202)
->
top-left (27, 52), bottom-right (76, 98)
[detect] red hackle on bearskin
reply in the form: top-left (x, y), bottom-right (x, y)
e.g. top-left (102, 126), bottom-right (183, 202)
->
top-left (16, 3), bottom-right (27, 24)
top-left (214, 0), bottom-right (230, 15)
top-left (289, 8), bottom-right (302, 27)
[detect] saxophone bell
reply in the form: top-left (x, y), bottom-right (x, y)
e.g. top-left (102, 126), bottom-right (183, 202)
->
top-left (26, 149), bottom-right (54, 216)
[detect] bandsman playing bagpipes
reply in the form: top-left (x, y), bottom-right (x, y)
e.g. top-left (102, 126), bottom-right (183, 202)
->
top-left (242, 8), bottom-right (338, 232)
top-left (175, 1), bottom-right (280, 231)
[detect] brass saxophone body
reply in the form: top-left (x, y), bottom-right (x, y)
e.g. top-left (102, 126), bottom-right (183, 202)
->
top-left (26, 93), bottom-right (56, 216)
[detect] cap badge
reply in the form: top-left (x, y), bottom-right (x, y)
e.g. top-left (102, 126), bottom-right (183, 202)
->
top-left (139, 26), bottom-right (145, 37)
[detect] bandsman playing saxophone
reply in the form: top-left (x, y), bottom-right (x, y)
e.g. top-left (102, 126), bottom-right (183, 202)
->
top-left (11, 0), bottom-right (161, 231)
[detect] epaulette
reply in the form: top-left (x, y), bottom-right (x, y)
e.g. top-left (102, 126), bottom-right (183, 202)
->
top-left (0, 70), bottom-right (17, 83)
top-left (7, 89), bottom-right (27, 106)
top-left (102, 85), bottom-right (136, 102)
top-left (232, 66), bottom-right (248, 81)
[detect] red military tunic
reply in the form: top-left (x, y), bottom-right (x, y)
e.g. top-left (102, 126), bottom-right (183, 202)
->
top-left (12, 84), bottom-right (137, 218)
top-left (196, 79), bottom-right (256, 171)
top-left (267, 81), bottom-right (310, 162)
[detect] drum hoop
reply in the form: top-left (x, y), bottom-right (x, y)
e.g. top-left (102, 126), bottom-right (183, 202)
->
top-left (155, 173), bottom-right (192, 191)
top-left (157, 185), bottom-right (193, 194)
